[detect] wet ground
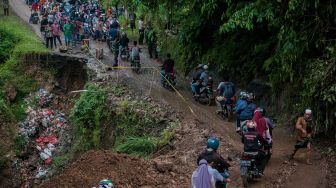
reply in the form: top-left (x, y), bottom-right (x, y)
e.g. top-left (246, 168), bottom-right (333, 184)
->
top-left (8, 0), bottom-right (329, 187)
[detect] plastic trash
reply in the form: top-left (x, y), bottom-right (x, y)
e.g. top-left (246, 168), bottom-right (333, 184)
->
top-left (35, 167), bottom-right (47, 179)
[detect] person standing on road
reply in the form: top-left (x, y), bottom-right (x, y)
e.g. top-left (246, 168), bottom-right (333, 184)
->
top-left (3, 0), bottom-right (9, 16)
top-left (138, 18), bottom-right (145, 45)
top-left (45, 22), bottom-right (54, 49)
top-left (290, 109), bottom-right (314, 165)
top-left (52, 21), bottom-right (62, 47)
top-left (63, 20), bottom-right (72, 47)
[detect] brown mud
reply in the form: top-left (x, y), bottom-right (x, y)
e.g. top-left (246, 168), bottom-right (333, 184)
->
top-left (4, 0), bottom-right (330, 187)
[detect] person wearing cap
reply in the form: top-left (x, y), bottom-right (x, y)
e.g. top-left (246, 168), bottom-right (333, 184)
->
top-left (290, 109), bottom-right (314, 164)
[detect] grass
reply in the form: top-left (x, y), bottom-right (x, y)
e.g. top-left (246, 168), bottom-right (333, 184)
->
top-left (0, 13), bottom-right (49, 121)
top-left (116, 136), bottom-right (157, 157)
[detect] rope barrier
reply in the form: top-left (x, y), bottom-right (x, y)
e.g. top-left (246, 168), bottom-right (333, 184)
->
top-left (83, 43), bottom-right (195, 114)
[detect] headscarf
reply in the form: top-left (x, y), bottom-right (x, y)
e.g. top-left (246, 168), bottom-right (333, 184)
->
top-left (253, 110), bottom-right (267, 139)
top-left (193, 159), bottom-right (212, 188)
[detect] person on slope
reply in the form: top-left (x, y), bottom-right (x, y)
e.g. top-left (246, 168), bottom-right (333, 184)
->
top-left (241, 120), bottom-right (269, 176)
top-left (236, 93), bottom-right (257, 132)
top-left (191, 159), bottom-right (231, 188)
top-left (119, 32), bottom-right (129, 56)
top-left (290, 109), bottom-right (314, 165)
top-left (191, 64), bottom-right (204, 95)
top-left (197, 137), bottom-right (231, 178)
top-left (130, 41), bottom-right (140, 66)
top-left (162, 53), bottom-right (175, 75)
top-left (215, 76), bottom-right (235, 114)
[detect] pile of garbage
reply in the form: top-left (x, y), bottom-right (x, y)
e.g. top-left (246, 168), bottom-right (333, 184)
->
top-left (16, 89), bottom-right (71, 185)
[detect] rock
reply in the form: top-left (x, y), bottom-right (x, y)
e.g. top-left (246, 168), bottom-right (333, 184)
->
top-left (153, 160), bottom-right (173, 173)
top-left (4, 84), bottom-right (17, 102)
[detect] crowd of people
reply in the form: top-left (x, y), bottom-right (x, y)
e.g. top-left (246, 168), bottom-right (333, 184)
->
top-left (22, 1), bottom-right (315, 187)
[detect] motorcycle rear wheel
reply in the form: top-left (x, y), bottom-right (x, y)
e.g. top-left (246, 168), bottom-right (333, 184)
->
top-left (242, 175), bottom-right (249, 188)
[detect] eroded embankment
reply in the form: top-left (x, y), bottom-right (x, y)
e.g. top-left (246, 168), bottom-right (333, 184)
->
top-left (0, 53), bottom-right (88, 187)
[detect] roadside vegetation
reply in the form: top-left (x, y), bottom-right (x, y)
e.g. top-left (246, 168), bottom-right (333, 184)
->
top-left (70, 82), bottom-right (178, 157)
top-left (101, 0), bottom-right (336, 139)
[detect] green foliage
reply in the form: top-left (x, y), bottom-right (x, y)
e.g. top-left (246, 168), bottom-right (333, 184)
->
top-left (156, 121), bottom-right (177, 148)
top-left (13, 135), bottom-right (27, 156)
top-left (70, 84), bottom-right (107, 152)
top-left (53, 155), bottom-right (71, 169)
top-left (116, 136), bottom-right (157, 157)
top-left (0, 15), bottom-right (47, 121)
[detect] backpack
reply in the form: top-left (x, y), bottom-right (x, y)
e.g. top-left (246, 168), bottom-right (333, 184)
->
top-left (223, 82), bottom-right (234, 98)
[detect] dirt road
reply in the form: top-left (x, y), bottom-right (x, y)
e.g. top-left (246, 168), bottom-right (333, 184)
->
top-left (9, 0), bottom-right (328, 187)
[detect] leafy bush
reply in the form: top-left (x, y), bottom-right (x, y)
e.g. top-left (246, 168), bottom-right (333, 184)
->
top-left (116, 136), bottom-right (157, 157)
top-left (70, 84), bottom-right (107, 152)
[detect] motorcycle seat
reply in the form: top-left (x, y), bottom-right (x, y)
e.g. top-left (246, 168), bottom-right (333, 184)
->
top-left (243, 151), bottom-right (258, 156)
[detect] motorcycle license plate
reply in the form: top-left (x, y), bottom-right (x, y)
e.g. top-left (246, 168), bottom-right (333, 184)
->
top-left (240, 160), bottom-right (251, 167)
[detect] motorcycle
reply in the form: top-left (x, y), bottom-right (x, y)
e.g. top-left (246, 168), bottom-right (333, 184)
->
top-left (193, 78), bottom-right (214, 105)
top-left (240, 151), bottom-right (261, 188)
top-left (161, 67), bottom-right (176, 91)
top-left (120, 46), bottom-right (130, 61)
top-left (218, 96), bottom-right (236, 120)
top-left (130, 56), bottom-right (141, 73)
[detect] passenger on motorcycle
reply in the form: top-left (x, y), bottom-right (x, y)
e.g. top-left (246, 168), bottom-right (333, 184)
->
top-left (197, 137), bottom-right (231, 178)
top-left (236, 93), bottom-right (257, 132)
top-left (191, 64), bottom-right (204, 95)
top-left (241, 121), bottom-right (269, 176)
top-left (192, 65), bottom-right (210, 96)
top-left (253, 108), bottom-right (272, 143)
top-left (215, 76), bottom-right (235, 114)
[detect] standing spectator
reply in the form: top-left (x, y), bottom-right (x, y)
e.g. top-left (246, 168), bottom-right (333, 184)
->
top-left (138, 18), bottom-right (145, 45)
top-left (3, 0), bottom-right (9, 16)
top-left (45, 22), bottom-right (54, 49)
top-left (52, 21), bottom-right (62, 47)
top-left (129, 12), bottom-right (136, 32)
top-left (63, 20), bottom-right (72, 47)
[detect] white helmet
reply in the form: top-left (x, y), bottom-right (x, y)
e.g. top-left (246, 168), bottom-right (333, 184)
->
top-left (203, 65), bottom-right (208, 70)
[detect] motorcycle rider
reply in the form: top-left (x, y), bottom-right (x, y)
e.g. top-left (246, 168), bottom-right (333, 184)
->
top-left (119, 32), bottom-right (130, 58)
top-left (192, 65), bottom-right (210, 97)
top-left (290, 109), bottom-right (314, 165)
top-left (241, 121), bottom-right (269, 176)
top-left (191, 64), bottom-right (204, 95)
top-left (130, 41), bottom-right (140, 65)
top-left (215, 76), bottom-right (235, 114)
top-left (162, 53), bottom-right (175, 75)
top-left (236, 93), bottom-right (257, 132)
top-left (197, 137), bottom-right (231, 179)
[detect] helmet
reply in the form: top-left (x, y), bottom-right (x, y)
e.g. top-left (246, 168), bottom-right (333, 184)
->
top-left (246, 121), bottom-right (256, 129)
top-left (197, 64), bottom-right (203, 69)
top-left (99, 179), bottom-right (113, 188)
top-left (239, 91), bottom-right (248, 99)
top-left (203, 65), bottom-right (208, 70)
top-left (207, 137), bottom-right (219, 150)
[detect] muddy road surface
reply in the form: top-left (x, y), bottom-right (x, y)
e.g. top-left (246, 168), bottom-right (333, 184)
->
top-left (8, 0), bottom-right (329, 187)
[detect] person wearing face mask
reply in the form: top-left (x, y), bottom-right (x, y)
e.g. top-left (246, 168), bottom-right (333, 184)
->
top-left (290, 109), bottom-right (314, 165)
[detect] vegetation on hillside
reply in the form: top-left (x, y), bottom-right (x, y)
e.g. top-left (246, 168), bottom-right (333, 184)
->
top-left (0, 16), bottom-right (48, 121)
top-left (102, 0), bottom-right (336, 138)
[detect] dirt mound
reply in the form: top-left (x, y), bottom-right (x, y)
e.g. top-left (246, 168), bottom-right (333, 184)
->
top-left (39, 150), bottom-right (157, 188)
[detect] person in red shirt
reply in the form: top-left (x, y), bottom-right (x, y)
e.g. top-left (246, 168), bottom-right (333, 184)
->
top-left (31, 2), bottom-right (38, 12)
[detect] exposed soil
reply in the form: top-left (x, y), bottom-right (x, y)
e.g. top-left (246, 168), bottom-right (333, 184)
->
top-left (5, 0), bottom-right (332, 187)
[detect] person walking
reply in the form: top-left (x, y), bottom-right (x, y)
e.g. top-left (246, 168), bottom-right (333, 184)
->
top-left (52, 21), bottom-right (62, 47)
top-left (290, 109), bottom-right (314, 165)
